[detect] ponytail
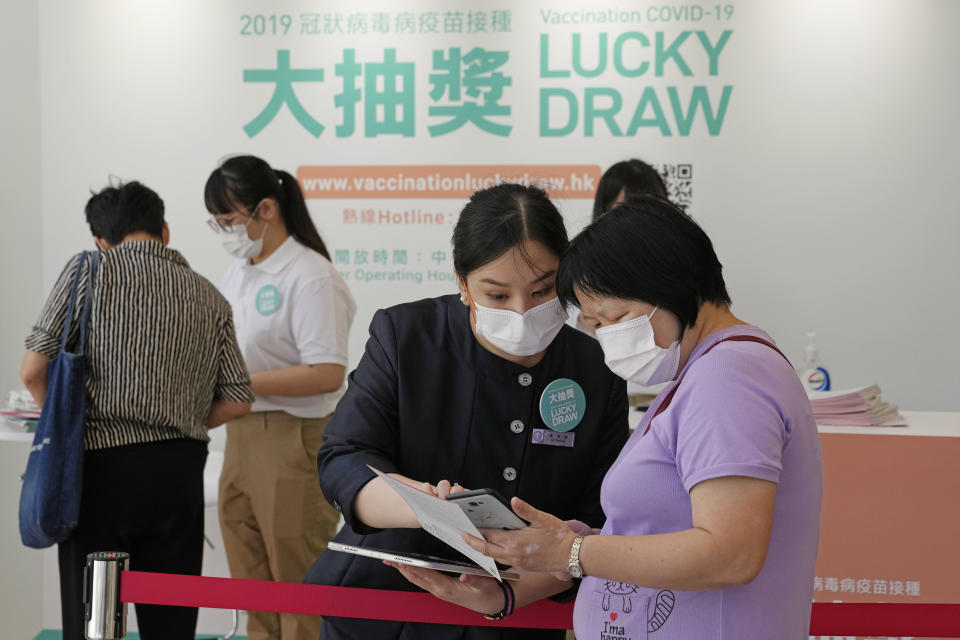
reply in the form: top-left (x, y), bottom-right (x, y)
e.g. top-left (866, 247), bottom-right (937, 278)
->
top-left (275, 169), bottom-right (330, 259)
top-left (204, 155), bottom-right (330, 260)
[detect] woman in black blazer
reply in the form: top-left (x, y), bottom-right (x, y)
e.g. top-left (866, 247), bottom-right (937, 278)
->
top-left (305, 183), bottom-right (628, 639)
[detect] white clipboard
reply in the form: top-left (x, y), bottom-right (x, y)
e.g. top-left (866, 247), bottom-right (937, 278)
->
top-left (326, 542), bottom-right (520, 580)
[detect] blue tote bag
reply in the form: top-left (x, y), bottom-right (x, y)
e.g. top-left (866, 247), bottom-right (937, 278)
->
top-left (19, 250), bottom-right (100, 548)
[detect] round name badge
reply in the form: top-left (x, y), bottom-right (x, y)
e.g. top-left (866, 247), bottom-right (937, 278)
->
top-left (539, 378), bottom-right (586, 432)
top-left (256, 284), bottom-right (281, 316)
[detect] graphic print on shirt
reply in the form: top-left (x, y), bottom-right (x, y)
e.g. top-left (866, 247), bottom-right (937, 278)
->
top-left (256, 284), bottom-right (281, 316)
top-left (645, 589), bottom-right (675, 632)
top-left (590, 582), bottom-right (675, 639)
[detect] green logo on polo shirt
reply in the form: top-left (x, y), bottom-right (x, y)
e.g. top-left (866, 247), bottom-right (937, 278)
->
top-left (256, 284), bottom-right (280, 316)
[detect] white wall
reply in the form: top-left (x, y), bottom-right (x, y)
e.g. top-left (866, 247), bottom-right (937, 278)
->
top-left (0, 0), bottom-right (45, 638)
top-left (0, 4), bottom-right (43, 404)
top-left (711, 0), bottom-right (960, 411)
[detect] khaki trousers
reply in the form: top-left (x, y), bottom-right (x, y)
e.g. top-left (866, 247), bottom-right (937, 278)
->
top-left (219, 411), bottom-right (340, 640)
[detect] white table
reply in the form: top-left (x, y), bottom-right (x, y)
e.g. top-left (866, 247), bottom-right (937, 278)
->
top-left (817, 410), bottom-right (959, 436)
top-left (0, 420), bottom-right (35, 443)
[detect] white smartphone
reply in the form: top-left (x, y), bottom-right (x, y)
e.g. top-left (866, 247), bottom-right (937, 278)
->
top-left (326, 541), bottom-right (519, 579)
top-left (446, 489), bottom-right (528, 530)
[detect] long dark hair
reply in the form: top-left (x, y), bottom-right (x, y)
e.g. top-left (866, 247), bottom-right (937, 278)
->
top-left (204, 155), bottom-right (330, 259)
top-left (592, 159), bottom-right (668, 222)
top-left (452, 183), bottom-right (568, 277)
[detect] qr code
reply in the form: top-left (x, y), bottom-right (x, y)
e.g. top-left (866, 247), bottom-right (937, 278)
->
top-left (655, 163), bottom-right (693, 210)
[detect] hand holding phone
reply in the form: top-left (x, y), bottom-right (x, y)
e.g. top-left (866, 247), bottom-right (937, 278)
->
top-left (446, 489), bottom-right (528, 530)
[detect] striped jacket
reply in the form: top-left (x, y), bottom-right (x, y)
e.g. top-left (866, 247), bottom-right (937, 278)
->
top-left (25, 241), bottom-right (254, 450)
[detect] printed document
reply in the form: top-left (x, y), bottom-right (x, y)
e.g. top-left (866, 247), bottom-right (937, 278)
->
top-left (369, 466), bottom-right (502, 580)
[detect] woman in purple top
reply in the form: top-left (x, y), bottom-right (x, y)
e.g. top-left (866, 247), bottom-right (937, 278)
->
top-left (398, 195), bottom-right (823, 639)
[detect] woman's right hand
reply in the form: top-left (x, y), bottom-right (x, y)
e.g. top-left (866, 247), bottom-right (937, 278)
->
top-left (356, 474), bottom-right (437, 529)
top-left (356, 475), bottom-right (471, 529)
top-left (389, 476), bottom-right (468, 500)
top-left (390, 473), bottom-right (439, 496)
top-left (463, 497), bottom-right (576, 574)
top-left (386, 562), bottom-right (505, 616)
top-left (435, 479), bottom-right (468, 500)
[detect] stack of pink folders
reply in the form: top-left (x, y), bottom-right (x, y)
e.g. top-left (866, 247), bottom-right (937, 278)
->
top-left (807, 385), bottom-right (907, 427)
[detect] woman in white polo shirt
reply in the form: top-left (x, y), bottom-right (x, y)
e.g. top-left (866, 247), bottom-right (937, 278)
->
top-left (204, 155), bottom-right (356, 640)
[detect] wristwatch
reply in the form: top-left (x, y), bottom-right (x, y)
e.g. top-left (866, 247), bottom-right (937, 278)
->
top-left (567, 535), bottom-right (586, 578)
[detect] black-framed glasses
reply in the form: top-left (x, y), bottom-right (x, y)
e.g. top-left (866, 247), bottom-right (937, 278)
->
top-left (206, 217), bottom-right (235, 233)
top-left (206, 201), bottom-right (263, 234)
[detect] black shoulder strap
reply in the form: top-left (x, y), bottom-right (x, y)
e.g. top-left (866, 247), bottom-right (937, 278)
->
top-left (76, 250), bottom-right (101, 356)
top-left (642, 335), bottom-right (791, 437)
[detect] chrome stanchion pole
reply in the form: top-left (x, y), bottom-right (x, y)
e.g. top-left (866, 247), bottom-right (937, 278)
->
top-left (84, 551), bottom-right (129, 640)
top-left (219, 609), bottom-right (240, 640)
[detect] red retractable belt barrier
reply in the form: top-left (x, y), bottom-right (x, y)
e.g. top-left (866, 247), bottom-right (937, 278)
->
top-left (120, 571), bottom-right (960, 636)
top-left (120, 571), bottom-right (572, 629)
top-left (809, 602), bottom-right (960, 637)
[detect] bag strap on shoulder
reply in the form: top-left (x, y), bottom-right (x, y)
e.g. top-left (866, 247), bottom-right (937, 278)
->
top-left (77, 251), bottom-right (101, 356)
top-left (642, 335), bottom-right (791, 437)
top-left (59, 251), bottom-right (101, 355)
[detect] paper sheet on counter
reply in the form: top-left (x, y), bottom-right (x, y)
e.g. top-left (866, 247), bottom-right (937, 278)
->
top-left (369, 466), bottom-right (502, 581)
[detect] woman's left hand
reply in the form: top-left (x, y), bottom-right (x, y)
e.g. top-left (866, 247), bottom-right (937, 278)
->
top-left (385, 562), bottom-right (506, 615)
top-left (462, 497), bottom-right (577, 573)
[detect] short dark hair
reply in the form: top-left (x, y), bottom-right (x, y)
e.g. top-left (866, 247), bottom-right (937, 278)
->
top-left (85, 180), bottom-right (165, 245)
top-left (204, 155), bottom-right (330, 260)
top-left (559, 195), bottom-right (731, 329)
top-left (453, 183), bottom-right (568, 277)
top-left (592, 159), bottom-right (668, 221)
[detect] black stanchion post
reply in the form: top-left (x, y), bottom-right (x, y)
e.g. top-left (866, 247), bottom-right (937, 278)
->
top-left (83, 551), bottom-right (129, 640)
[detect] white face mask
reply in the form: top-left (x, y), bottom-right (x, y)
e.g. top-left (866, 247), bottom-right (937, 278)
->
top-left (595, 306), bottom-right (681, 386)
top-left (472, 296), bottom-right (569, 357)
top-left (219, 214), bottom-right (268, 260)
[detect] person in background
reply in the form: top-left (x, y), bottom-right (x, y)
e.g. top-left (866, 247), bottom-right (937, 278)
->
top-left (444, 196), bottom-right (823, 640)
top-left (204, 155), bottom-right (356, 640)
top-left (569, 158), bottom-right (669, 336)
top-left (591, 158), bottom-right (668, 222)
top-left (21, 180), bottom-right (253, 640)
top-left (303, 183), bottom-right (629, 640)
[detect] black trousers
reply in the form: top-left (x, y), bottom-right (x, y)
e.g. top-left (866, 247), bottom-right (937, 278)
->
top-left (58, 438), bottom-right (207, 640)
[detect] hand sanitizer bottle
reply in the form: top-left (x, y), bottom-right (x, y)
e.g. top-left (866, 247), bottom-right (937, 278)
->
top-left (800, 332), bottom-right (831, 391)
